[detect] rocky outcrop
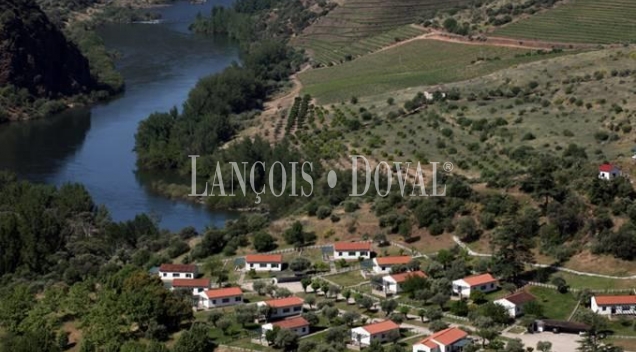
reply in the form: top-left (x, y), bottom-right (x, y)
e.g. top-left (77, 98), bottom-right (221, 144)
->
top-left (0, 0), bottom-right (97, 100)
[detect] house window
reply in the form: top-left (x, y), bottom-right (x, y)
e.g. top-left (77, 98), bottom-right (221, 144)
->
top-left (173, 273), bottom-right (181, 277)
top-left (222, 298), bottom-right (230, 303)
top-left (381, 267), bottom-right (386, 271)
top-left (603, 307), bottom-right (607, 311)
top-left (338, 252), bottom-right (343, 256)
top-left (348, 251), bottom-right (355, 256)
top-left (301, 327), bottom-right (306, 332)
top-left (294, 306), bottom-right (301, 311)
top-left (480, 285), bottom-right (486, 290)
top-left (212, 300), bottom-right (216, 304)
top-left (162, 273), bottom-right (167, 277)
top-left (381, 334), bottom-right (385, 338)
top-left (197, 288), bottom-right (203, 293)
top-left (271, 263), bottom-right (279, 268)
top-left (235, 297), bottom-right (241, 302)
top-left (259, 263), bottom-right (266, 268)
top-left (250, 263), bottom-right (254, 267)
top-left (623, 306), bottom-right (630, 311)
top-left (283, 308), bottom-right (290, 313)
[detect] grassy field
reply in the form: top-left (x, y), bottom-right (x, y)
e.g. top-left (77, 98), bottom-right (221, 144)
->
top-left (326, 270), bottom-right (367, 287)
top-left (494, 0), bottom-right (636, 44)
top-left (299, 39), bottom-right (566, 103)
top-left (527, 286), bottom-right (578, 320)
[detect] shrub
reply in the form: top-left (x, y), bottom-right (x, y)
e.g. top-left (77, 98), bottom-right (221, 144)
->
top-left (317, 206), bottom-right (332, 220)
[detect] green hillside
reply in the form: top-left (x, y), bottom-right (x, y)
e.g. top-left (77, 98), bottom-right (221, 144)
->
top-left (494, 0), bottom-right (636, 44)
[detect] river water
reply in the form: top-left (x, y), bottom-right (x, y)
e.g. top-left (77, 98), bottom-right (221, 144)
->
top-left (0, 0), bottom-right (238, 231)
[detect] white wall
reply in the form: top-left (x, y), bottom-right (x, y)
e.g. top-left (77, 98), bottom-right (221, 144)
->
top-left (382, 278), bottom-right (399, 294)
top-left (159, 271), bottom-right (195, 280)
top-left (494, 299), bottom-right (518, 318)
top-left (200, 294), bottom-right (243, 309)
top-left (171, 286), bottom-right (208, 296)
top-left (335, 250), bottom-right (370, 260)
top-left (351, 328), bottom-right (397, 346)
top-left (592, 299), bottom-right (636, 316)
top-left (262, 324), bottom-right (309, 338)
top-left (452, 280), bottom-right (497, 297)
top-left (245, 262), bottom-right (282, 272)
top-left (269, 305), bottom-right (303, 318)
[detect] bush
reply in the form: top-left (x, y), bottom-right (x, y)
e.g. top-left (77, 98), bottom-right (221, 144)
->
top-left (317, 206), bottom-right (332, 220)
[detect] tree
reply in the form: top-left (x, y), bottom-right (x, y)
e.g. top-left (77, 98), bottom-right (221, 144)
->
top-left (235, 305), bottom-right (257, 327)
top-left (577, 334), bottom-right (623, 352)
top-left (551, 276), bottom-right (569, 293)
top-left (321, 282), bottom-right (330, 296)
top-left (523, 300), bottom-right (544, 318)
top-left (342, 311), bottom-right (360, 326)
top-left (417, 308), bottom-right (426, 322)
top-left (491, 209), bottom-right (538, 282)
top-left (217, 318), bottom-right (232, 335)
top-left (386, 329), bottom-right (400, 344)
top-left (431, 292), bottom-right (450, 310)
top-left (504, 338), bottom-right (525, 352)
top-left (424, 307), bottom-right (443, 322)
top-left (290, 257), bottom-right (311, 272)
top-left (578, 289), bottom-right (593, 308)
top-left (207, 310), bottom-right (223, 327)
top-left (470, 290), bottom-right (487, 304)
top-left (329, 285), bottom-right (341, 299)
top-left (311, 280), bottom-right (321, 294)
top-left (301, 278), bottom-right (312, 293)
top-left (456, 217), bottom-right (480, 242)
top-left (575, 310), bottom-right (608, 340)
top-left (305, 295), bottom-right (316, 309)
top-left (436, 249), bottom-right (455, 269)
top-left (400, 276), bottom-right (429, 298)
top-left (388, 313), bottom-right (404, 324)
top-left (253, 231), bottom-right (276, 252)
top-left (429, 319), bottom-right (449, 332)
top-left (367, 340), bottom-right (385, 352)
top-left (275, 328), bottom-right (299, 351)
top-left (275, 287), bottom-right (293, 298)
top-left (449, 299), bottom-right (469, 316)
top-left (380, 299), bottom-right (398, 316)
top-left (476, 328), bottom-right (500, 348)
top-left (503, 283), bottom-right (518, 294)
top-left (283, 222), bottom-right (316, 249)
top-left (266, 326), bottom-right (280, 346)
top-left (536, 341), bottom-right (552, 352)
top-left (342, 289), bottom-right (352, 302)
top-left (253, 280), bottom-right (266, 296)
top-left (173, 323), bottom-right (215, 352)
top-left (357, 296), bottom-right (374, 311)
top-left (302, 312), bottom-right (319, 326)
top-left (479, 302), bottom-right (512, 325)
top-left (398, 305), bottom-right (410, 318)
top-left (373, 233), bottom-right (388, 246)
top-left (322, 306), bottom-right (339, 322)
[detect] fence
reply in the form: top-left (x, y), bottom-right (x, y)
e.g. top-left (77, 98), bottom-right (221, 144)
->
top-left (526, 281), bottom-right (636, 294)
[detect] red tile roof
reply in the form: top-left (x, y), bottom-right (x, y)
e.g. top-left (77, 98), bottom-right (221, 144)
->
top-left (501, 291), bottom-right (536, 305)
top-left (389, 270), bottom-right (427, 283)
top-left (599, 164), bottom-right (617, 172)
top-left (361, 320), bottom-right (400, 335)
top-left (245, 254), bottom-right (283, 263)
top-left (264, 296), bottom-right (304, 308)
top-left (204, 287), bottom-right (243, 299)
top-left (461, 273), bottom-right (497, 287)
top-left (375, 256), bottom-right (412, 266)
top-left (334, 242), bottom-right (371, 251)
top-left (159, 264), bottom-right (197, 273)
top-left (272, 316), bottom-right (310, 329)
top-left (172, 278), bottom-right (211, 288)
top-left (419, 327), bottom-right (468, 347)
top-left (594, 295), bottom-right (636, 305)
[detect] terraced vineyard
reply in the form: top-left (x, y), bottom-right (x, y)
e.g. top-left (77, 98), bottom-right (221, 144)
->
top-left (293, 0), bottom-right (473, 65)
top-left (494, 0), bottom-right (636, 44)
top-left (299, 25), bottom-right (427, 66)
top-left (299, 39), bottom-right (567, 104)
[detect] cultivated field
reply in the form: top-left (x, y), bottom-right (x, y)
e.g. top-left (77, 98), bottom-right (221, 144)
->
top-left (494, 0), bottom-right (636, 44)
top-left (294, 0), bottom-right (473, 64)
top-left (298, 39), bottom-right (566, 104)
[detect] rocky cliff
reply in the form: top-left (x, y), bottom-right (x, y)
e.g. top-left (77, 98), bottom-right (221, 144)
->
top-left (0, 0), bottom-right (97, 110)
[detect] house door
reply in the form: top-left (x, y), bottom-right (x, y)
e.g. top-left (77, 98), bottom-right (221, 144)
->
top-left (612, 307), bottom-right (616, 314)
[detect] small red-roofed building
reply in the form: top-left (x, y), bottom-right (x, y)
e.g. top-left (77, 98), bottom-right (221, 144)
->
top-left (200, 287), bottom-right (243, 308)
top-left (592, 295), bottom-right (636, 316)
top-left (350, 320), bottom-right (400, 346)
top-left (171, 278), bottom-right (211, 295)
top-left (452, 273), bottom-right (498, 297)
top-left (258, 296), bottom-right (305, 319)
top-left (261, 316), bottom-right (311, 338)
top-left (412, 327), bottom-right (470, 352)
top-left (372, 256), bottom-right (412, 274)
top-left (598, 164), bottom-right (621, 181)
top-left (334, 241), bottom-right (372, 260)
top-left (245, 254), bottom-right (283, 272)
top-left (158, 263), bottom-right (198, 281)
top-left (382, 271), bottom-right (427, 295)
top-left (494, 291), bottom-right (536, 317)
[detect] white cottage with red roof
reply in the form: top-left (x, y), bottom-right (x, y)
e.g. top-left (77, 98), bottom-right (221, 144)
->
top-left (261, 316), bottom-right (310, 338)
top-left (171, 278), bottom-right (211, 295)
top-left (334, 242), bottom-right (372, 260)
top-left (382, 271), bottom-right (427, 295)
top-left (372, 256), bottom-right (412, 274)
top-left (598, 163), bottom-right (621, 181)
top-left (158, 263), bottom-right (198, 281)
top-left (412, 327), bottom-right (469, 352)
top-left (351, 320), bottom-right (400, 346)
top-left (199, 287), bottom-right (243, 308)
top-left (258, 296), bottom-right (305, 319)
top-left (452, 273), bottom-right (497, 297)
top-left (494, 291), bottom-right (536, 317)
top-left (245, 254), bottom-right (283, 272)
top-left (592, 295), bottom-right (636, 316)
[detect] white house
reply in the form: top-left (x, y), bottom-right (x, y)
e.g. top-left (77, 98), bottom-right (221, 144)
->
top-left (382, 271), bottom-right (427, 295)
top-left (412, 327), bottom-right (469, 352)
top-left (351, 320), bottom-right (400, 346)
top-left (372, 256), bottom-right (412, 274)
top-left (494, 291), bottom-right (536, 318)
top-left (245, 254), bottom-right (283, 272)
top-left (598, 164), bottom-right (621, 181)
top-left (261, 316), bottom-right (310, 338)
top-left (199, 287), bottom-right (243, 309)
top-left (452, 273), bottom-right (497, 297)
top-left (171, 278), bottom-right (211, 295)
top-left (334, 242), bottom-right (372, 260)
top-left (258, 296), bottom-right (304, 319)
top-left (158, 264), bottom-right (198, 281)
top-left (591, 295), bottom-right (636, 316)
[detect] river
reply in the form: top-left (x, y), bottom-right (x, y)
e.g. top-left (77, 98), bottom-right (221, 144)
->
top-left (0, 0), bottom-right (238, 232)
